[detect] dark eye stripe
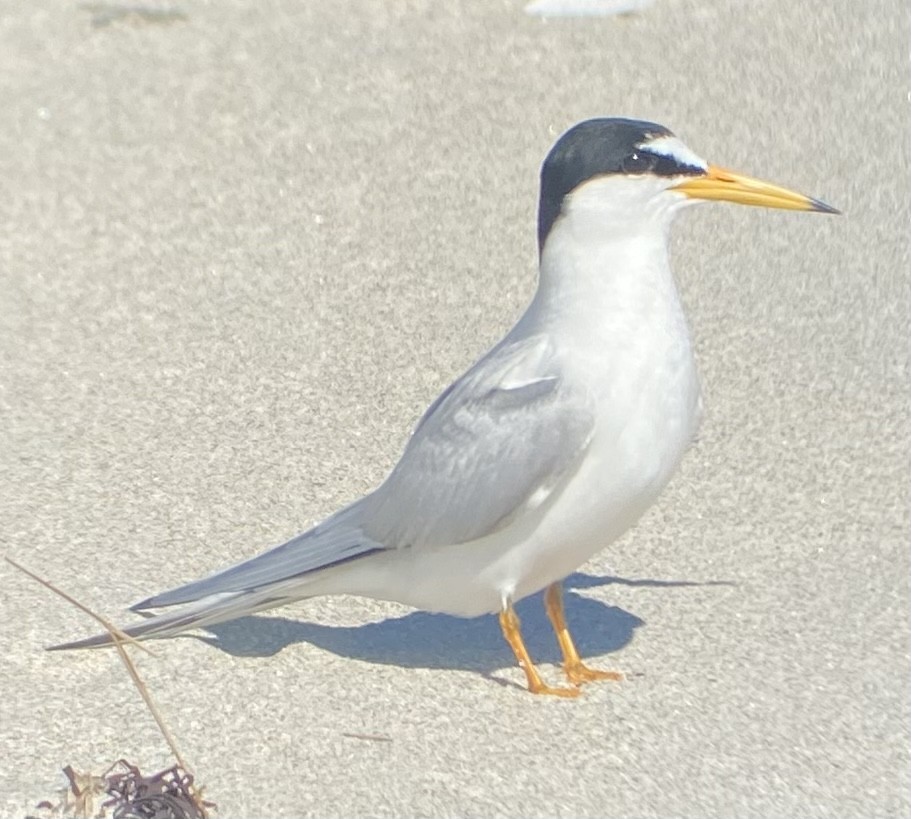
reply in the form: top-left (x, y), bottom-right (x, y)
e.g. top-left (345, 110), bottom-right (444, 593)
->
top-left (537, 118), bottom-right (707, 253)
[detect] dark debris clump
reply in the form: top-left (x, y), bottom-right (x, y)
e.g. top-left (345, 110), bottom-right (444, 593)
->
top-left (30, 760), bottom-right (215, 819)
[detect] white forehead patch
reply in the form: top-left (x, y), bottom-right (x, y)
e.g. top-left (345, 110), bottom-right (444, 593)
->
top-left (641, 135), bottom-right (708, 171)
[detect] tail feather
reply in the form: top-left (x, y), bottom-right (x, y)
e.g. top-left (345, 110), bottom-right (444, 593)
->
top-left (131, 500), bottom-right (382, 611)
top-left (48, 492), bottom-right (390, 651)
top-left (47, 588), bottom-right (309, 651)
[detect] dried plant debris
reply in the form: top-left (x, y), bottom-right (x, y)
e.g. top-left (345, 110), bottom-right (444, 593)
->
top-left (29, 760), bottom-right (216, 819)
top-left (30, 765), bottom-right (105, 819)
top-left (341, 731), bottom-right (393, 743)
top-left (79, 3), bottom-right (189, 28)
top-left (7, 560), bottom-right (215, 818)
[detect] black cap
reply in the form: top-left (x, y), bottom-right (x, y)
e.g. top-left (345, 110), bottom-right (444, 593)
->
top-left (537, 118), bottom-right (704, 253)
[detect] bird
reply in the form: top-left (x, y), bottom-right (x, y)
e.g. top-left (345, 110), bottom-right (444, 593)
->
top-left (51, 118), bottom-right (838, 696)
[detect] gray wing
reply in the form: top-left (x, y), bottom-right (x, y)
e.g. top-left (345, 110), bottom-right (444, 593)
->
top-left (49, 333), bottom-right (595, 649)
top-left (359, 333), bottom-right (595, 548)
top-left (50, 502), bottom-right (388, 648)
top-left (128, 501), bottom-right (384, 610)
top-left (136, 332), bottom-right (594, 608)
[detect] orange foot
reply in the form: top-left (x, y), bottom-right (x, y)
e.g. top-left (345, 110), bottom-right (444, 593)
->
top-left (528, 679), bottom-right (582, 698)
top-left (563, 663), bottom-right (623, 687)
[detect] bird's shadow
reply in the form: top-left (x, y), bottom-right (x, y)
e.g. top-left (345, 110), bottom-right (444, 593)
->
top-left (188, 573), bottom-right (730, 679)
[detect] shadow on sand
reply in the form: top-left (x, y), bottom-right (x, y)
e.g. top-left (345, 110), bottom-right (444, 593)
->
top-left (188, 572), bottom-right (730, 680)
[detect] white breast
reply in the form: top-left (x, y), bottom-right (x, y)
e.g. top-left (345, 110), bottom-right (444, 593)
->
top-left (319, 200), bottom-right (704, 617)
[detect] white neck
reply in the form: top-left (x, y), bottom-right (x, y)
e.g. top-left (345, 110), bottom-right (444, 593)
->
top-left (515, 198), bottom-right (702, 459)
top-left (522, 210), bottom-right (688, 350)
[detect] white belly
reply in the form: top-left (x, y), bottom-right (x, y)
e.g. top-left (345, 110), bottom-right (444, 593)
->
top-left (316, 233), bottom-right (704, 617)
top-left (494, 339), bottom-right (702, 606)
top-left (322, 341), bottom-right (701, 618)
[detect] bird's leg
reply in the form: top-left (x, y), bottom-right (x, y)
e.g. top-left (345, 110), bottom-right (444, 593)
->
top-left (544, 582), bottom-right (623, 686)
top-left (498, 602), bottom-right (580, 697)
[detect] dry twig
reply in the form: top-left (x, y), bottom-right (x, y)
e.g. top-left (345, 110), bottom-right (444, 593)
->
top-left (7, 556), bottom-right (215, 818)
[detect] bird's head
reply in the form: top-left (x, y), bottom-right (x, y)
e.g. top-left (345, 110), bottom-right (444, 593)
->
top-left (537, 117), bottom-right (838, 254)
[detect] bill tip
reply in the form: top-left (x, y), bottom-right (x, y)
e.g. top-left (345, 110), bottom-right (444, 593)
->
top-left (811, 198), bottom-right (841, 215)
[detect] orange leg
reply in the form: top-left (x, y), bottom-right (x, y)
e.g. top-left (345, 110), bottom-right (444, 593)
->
top-left (498, 604), bottom-right (579, 698)
top-left (544, 582), bottom-right (623, 686)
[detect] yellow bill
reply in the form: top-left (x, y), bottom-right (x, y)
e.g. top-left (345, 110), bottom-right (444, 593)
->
top-left (673, 165), bottom-right (839, 213)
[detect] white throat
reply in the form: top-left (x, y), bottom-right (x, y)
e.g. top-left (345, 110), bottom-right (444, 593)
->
top-left (529, 196), bottom-right (691, 346)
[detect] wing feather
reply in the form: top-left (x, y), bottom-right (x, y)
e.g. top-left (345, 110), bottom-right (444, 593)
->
top-left (131, 502), bottom-right (382, 609)
top-left (53, 332), bottom-right (595, 648)
top-left (360, 334), bottom-right (595, 547)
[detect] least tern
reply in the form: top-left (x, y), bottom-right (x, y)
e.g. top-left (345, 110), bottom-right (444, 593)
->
top-left (53, 118), bottom-right (837, 696)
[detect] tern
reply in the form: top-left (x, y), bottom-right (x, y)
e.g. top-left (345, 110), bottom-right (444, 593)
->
top-left (53, 118), bottom-right (837, 696)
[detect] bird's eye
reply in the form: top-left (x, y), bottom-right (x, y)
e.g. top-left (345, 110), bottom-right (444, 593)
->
top-left (621, 151), bottom-right (657, 174)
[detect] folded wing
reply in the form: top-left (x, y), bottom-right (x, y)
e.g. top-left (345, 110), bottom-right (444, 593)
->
top-left (51, 333), bottom-right (595, 648)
